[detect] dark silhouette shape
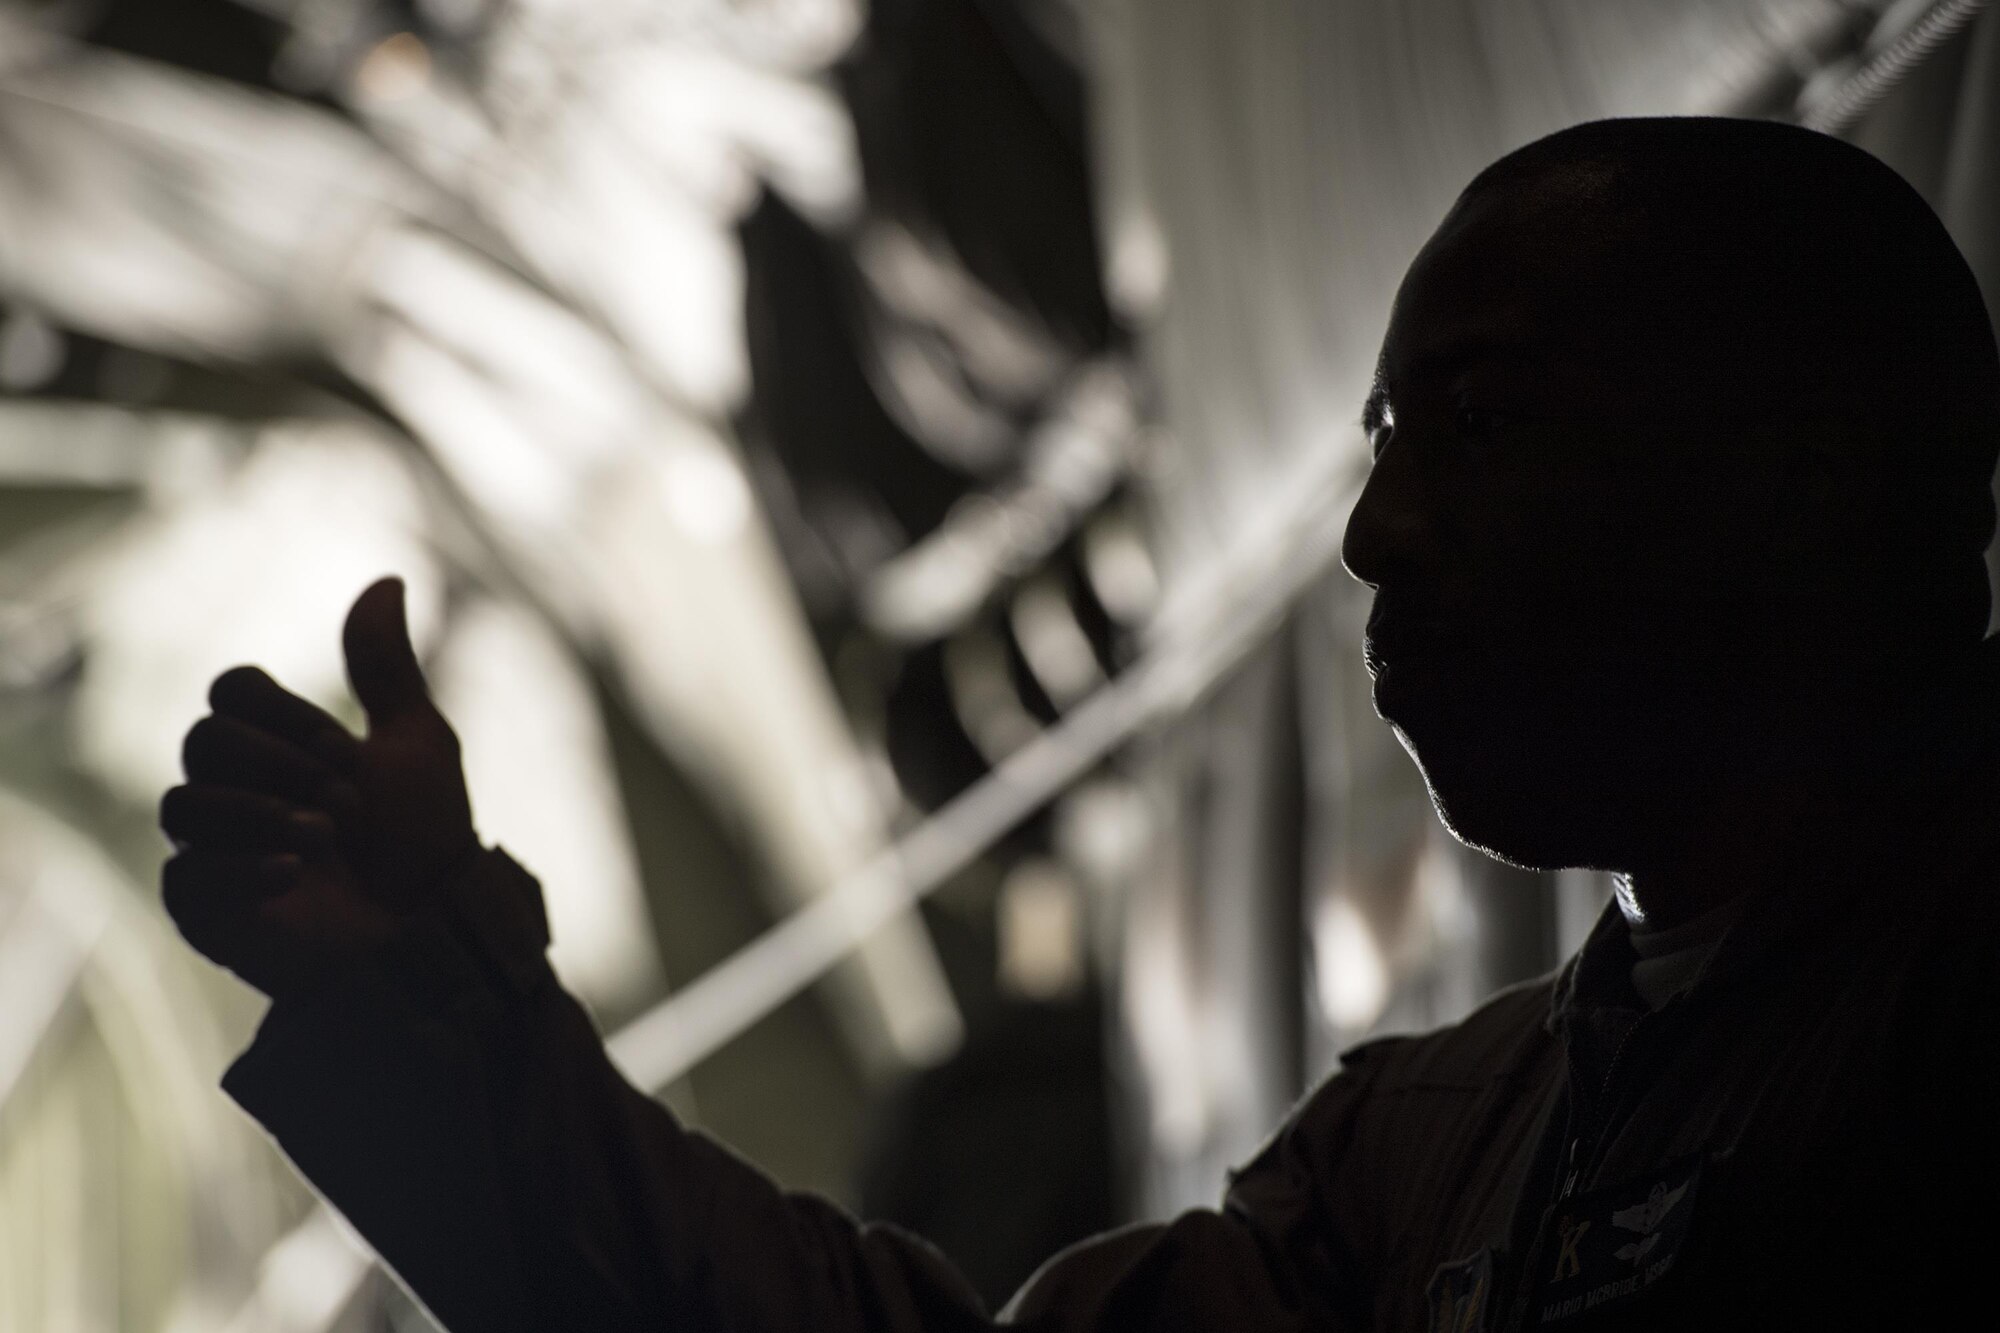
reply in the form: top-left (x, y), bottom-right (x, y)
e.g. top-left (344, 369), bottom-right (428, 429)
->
top-left (162, 118), bottom-right (2000, 1330)
top-left (1344, 116), bottom-right (2000, 924)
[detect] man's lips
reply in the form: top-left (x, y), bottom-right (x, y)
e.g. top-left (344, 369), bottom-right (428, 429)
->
top-left (1363, 609), bottom-right (1461, 677)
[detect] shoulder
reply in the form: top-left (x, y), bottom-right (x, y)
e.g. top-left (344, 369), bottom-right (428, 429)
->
top-left (1228, 971), bottom-right (1560, 1195)
top-left (1341, 969), bottom-right (1560, 1094)
top-left (1221, 972), bottom-right (1562, 1281)
top-left (1379, 971), bottom-right (1560, 1082)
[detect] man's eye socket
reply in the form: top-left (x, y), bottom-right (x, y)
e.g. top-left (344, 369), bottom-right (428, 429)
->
top-left (1368, 423), bottom-right (1394, 457)
top-left (1455, 404), bottom-right (1509, 436)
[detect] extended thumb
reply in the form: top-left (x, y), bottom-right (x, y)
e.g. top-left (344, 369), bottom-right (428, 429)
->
top-left (343, 577), bottom-right (431, 727)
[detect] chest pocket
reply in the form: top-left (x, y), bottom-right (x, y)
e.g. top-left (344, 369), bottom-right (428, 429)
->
top-left (1529, 1156), bottom-right (1703, 1327)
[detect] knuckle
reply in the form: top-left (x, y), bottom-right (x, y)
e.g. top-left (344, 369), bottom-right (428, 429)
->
top-left (209, 665), bottom-right (263, 710)
top-left (310, 724), bottom-right (359, 762)
top-left (180, 718), bottom-right (217, 772)
top-left (159, 856), bottom-right (201, 921)
top-left (417, 709), bottom-right (461, 753)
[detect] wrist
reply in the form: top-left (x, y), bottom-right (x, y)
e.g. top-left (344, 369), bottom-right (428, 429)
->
top-left (261, 845), bottom-right (551, 1016)
top-left (432, 845), bottom-right (553, 998)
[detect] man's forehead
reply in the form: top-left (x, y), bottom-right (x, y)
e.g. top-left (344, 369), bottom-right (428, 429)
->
top-left (1402, 179), bottom-right (1635, 305)
top-left (1381, 326), bottom-right (1548, 383)
top-left (1380, 208), bottom-right (1650, 392)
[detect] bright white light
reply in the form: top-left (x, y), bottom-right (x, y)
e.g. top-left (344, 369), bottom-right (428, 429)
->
top-left (1011, 573), bottom-right (1104, 707)
top-left (1054, 777), bottom-right (1153, 892)
top-left (0, 309), bottom-right (64, 390)
top-left (942, 625), bottom-right (1040, 761)
top-left (0, 882), bottom-right (103, 1113)
top-left (432, 598), bottom-right (661, 1012)
top-left (1415, 830), bottom-right (1474, 948)
top-left (865, 502), bottom-right (1009, 642)
top-left (259, 1208), bottom-right (368, 1330)
top-left (360, 228), bottom-right (645, 456)
top-left (213, 1206), bottom-right (370, 1333)
top-left (997, 859), bottom-right (1083, 1000)
top-left (353, 33), bottom-right (433, 105)
top-left (1311, 895), bottom-right (1389, 1030)
top-left (1107, 207), bottom-right (1171, 321)
top-left (1124, 900), bottom-right (1209, 1156)
top-left (1083, 507), bottom-right (1161, 625)
top-left (856, 222), bottom-right (1064, 413)
top-left (874, 331), bottom-right (1012, 465)
top-left (74, 423), bottom-right (440, 803)
top-left (357, 321), bottom-right (578, 535)
top-left (486, 113), bottom-right (750, 413)
top-left (582, 447), bottom-right (962, 1070)
top-left (0, 50), bottom-right (411, 363)
top-left (662, 446), bottom-right (752, 545)
top-left (604, 45), bottom-right (861, 222)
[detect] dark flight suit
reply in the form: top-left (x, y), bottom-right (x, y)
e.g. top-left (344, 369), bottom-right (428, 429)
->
top-left (223, 721), bottom-right (2000, 1331)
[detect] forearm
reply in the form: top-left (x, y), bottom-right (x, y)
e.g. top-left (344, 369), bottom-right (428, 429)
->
top-left (221, 848), bottom-right (1355, 1333)
top-left (224, 848), bottom-right (986, 1333)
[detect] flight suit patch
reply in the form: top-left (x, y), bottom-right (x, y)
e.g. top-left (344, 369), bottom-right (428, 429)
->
top-left (1427, 1248), bottom-right (1492, 1332)
top-left (1535, 1157), bottom-right (1702, 1324)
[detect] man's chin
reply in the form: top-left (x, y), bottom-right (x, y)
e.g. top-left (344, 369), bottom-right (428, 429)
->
top-left (1389, 714), bottom-right (1623, 872)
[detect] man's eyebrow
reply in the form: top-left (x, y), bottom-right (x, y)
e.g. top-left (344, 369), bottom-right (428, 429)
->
top-left (1361, 335), bottom-right (1542, 430)
top-left (1406, 335), bottom-right (1540, 381)
top-left (1360, 383), bottom-right (1391, 434)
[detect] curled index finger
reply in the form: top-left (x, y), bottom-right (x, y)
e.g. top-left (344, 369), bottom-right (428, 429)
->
top-left (182, 714), bottom-right (354, 808)
top-left (160, 784), bottom-right (337, 854)
top-left (209, 666), bottom-right (359, 770)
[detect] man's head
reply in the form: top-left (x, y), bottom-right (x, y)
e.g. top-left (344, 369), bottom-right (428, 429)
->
top-left (1342, 117), bottom-right (2000, 872)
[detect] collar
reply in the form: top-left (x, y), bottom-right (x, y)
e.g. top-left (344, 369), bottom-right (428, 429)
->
top-left (1547, 639), bottom-right (2000, 1037)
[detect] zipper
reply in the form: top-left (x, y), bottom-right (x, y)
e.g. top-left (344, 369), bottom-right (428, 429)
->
top-left (1555, 1015), bottom-right (1645, 1203)
top-left (1556, 1136), bottom-right (1582, 1202)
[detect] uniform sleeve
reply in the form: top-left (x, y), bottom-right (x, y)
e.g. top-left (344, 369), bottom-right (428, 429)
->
top-left (997, 1049), bottom-right (1381, 1332)
top-left (222, 848), bottom-right (1373, 1333)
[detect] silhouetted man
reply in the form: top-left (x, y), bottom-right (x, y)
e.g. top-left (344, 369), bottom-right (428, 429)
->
top-left (162, 117), bottom-right (2000, 1330)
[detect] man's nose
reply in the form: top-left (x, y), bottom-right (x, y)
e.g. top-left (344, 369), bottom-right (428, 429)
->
top-left (1341, 444), bottom-right (1432, 590)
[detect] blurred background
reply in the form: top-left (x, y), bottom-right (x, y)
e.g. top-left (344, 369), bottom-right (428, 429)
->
top-left (0, 0), bottom-right (1996, 1327)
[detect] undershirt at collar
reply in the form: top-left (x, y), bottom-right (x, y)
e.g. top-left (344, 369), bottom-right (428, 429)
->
top-left (1626, 895), bottom-right (1744, 1011)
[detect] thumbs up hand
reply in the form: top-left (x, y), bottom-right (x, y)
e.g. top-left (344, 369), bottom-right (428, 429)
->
top-left (333, 577), bottom-right (480, 913)
top-left (161, 578), bottom-right (480, 1002)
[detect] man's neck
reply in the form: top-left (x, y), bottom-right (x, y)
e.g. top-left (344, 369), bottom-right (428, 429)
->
top-left (1614, 855), bottom-right (1761, 933)
top-left (1612, 648), bottom-right (1995, 932)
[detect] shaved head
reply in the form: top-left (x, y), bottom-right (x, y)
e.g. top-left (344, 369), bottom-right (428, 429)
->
top-left (1457, 117), bottom-right (2000, 640)
top-left (1345, 117), bottom-right (2000, 883)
